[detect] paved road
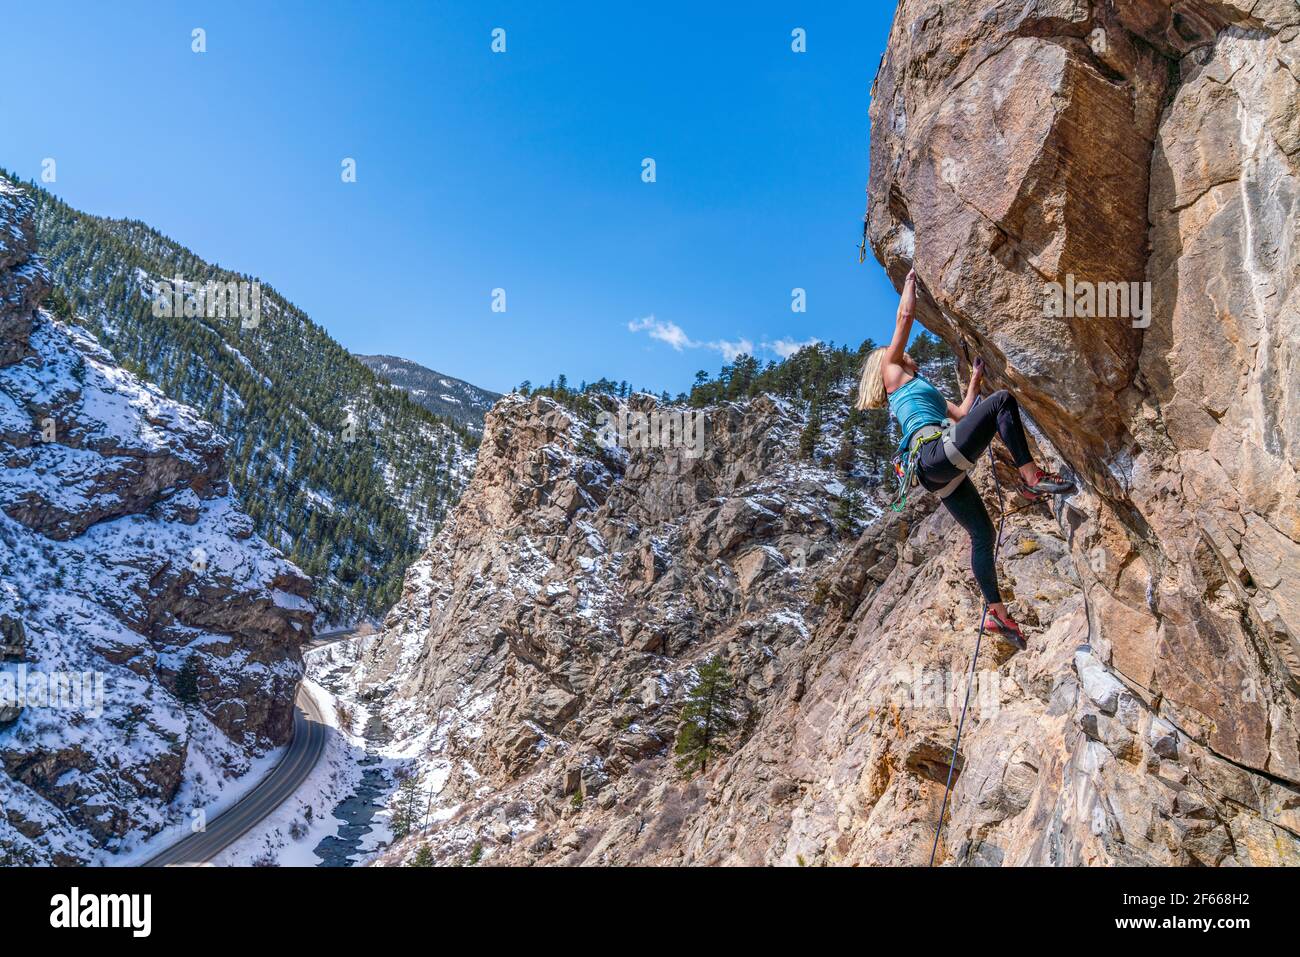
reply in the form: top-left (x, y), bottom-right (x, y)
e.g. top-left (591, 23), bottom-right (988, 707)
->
top-left (143, 630), bottom-right (358, 867)
top-left (306, 626), bottom-right (368, 650)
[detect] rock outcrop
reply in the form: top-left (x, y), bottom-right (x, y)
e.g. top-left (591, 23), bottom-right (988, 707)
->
top-left (0, 179), bottom-right (314, 864)
top-left (340, 0), bottom-right (1299, 867)
top-left (862, 0), bottom-right (1300, 862)
top-left (341, 392), bottom-right (866, 865)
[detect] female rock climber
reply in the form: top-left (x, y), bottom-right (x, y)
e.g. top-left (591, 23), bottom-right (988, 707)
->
top-left (856, 268), bottom-right (1074, 647)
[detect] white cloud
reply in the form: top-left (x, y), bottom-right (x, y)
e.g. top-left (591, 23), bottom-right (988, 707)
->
top-left (708, 339), bottom-right (755, 362)
top-left (628, 315), bottom-right (696, 351)
top-left (765, 337), bottom-right (820, 359)
top-left (628, 317), bottom-right (806, 364)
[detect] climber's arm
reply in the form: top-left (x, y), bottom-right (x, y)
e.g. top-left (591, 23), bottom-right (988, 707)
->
top-left (949, 357), bottom-right (985, 421)
top-left (884, 269), bottom-right (917, 366)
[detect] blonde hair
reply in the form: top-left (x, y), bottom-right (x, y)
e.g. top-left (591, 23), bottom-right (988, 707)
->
top-left (856, 347), bottom-right (889, 410)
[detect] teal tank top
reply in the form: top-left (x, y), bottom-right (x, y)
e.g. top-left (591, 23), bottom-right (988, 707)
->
top-left (888, 375), bottom-right (949, 452)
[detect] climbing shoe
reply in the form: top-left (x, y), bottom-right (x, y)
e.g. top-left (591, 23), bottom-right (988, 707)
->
top-left (1019, 468), bottom-right (1075, 500)
top-left (985, 607), bottom-right (1026, 650)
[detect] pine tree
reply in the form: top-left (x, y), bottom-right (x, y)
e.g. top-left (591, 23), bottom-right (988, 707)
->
top-left (834, 408), bottom-right (862, 474)
top-left (410, 844), bottom-right (434, 867)
top-left (390, 768), bottom-right (422, 840)
top-left (835, 486), bottom-right (866, 536)
top-left (860, 407), bottom-right (895, 478)
top-left (174, 654), bottom-right (201, 705)
top-left (799, 400), bottom-right (822, 460)
top-left (674, 655), bottom-right (740, 777)
top-left (45, 285), bottom-right (74, 320)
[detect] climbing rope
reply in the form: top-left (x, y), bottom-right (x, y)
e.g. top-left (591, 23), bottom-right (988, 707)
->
top-left (928, 395), bottom-right (1010, 867)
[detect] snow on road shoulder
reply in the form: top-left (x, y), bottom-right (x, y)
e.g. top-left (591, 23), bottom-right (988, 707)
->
top-left (210, 635), bottom-right (413, 867)
top-left (209, 678), bottom-right (362, 867)
top-left (107, 736), bottom-right (288, 867)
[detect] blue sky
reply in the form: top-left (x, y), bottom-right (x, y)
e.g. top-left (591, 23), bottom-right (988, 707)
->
top-left (0, 1), bottom-right (901, 395)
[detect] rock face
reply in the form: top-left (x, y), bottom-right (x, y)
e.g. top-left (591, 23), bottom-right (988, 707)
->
top-left (355, 387), bottom-right (1297, 866)
top-left (0, 179), bottom-right (314, 864)
top-left (861, 0), bottom-right (1300, 862)
top-left (342, 392), bottom-right (863, 865)
top-left (342, 1), bottom-right (1298, 867)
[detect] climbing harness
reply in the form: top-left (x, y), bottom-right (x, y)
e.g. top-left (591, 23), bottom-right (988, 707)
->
top-left (889, 428), bottom-right (939, 512)
top-left (889, 420), bottom-right (978, 512)
top-left (927, 396), bottom-right (1009, 867)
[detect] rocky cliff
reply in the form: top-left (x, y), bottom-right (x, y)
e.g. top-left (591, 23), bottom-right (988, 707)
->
top-left (340, 0), bottom-right (1298, 867)
top-left (337, 391), bottom-right (875, 864)
top-left (0, 179), bottom-right (314, 865)
top-left (861, 0), bottom-right (1299, 863)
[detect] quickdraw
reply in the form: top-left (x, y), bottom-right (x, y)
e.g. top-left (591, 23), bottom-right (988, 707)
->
top-left (888, 425), bottom-right (945, 512)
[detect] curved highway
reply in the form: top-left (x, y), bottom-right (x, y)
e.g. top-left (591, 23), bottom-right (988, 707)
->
top-left (143, 630), bottom-right (357, 867)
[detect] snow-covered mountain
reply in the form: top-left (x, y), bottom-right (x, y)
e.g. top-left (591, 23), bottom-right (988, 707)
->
top-left (356, 354), bottom-right (500, 435)
top-left (19, 174), bottom-right (478, 624)
top-left (0, 179), bottom-right (313, 865)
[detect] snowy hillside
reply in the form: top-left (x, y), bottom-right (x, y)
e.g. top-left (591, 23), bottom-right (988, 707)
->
top-left (0, 179), bottom-right (313, 865)
top-left (17, 173), bottom-right (478, 624)
top-left (357, 354), bottom-right (500, 435)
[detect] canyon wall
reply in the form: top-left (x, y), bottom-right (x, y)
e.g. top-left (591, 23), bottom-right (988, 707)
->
top-left (862, 0), bottom-right (1299, 861)
top-left (0, 179), bottom-right (314, 864)
top-left (347, 0), bottom-right (1299, 866)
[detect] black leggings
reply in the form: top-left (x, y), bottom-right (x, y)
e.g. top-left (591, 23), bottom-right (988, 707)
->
top-left (916, 390), bottom-right (1033, 604)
